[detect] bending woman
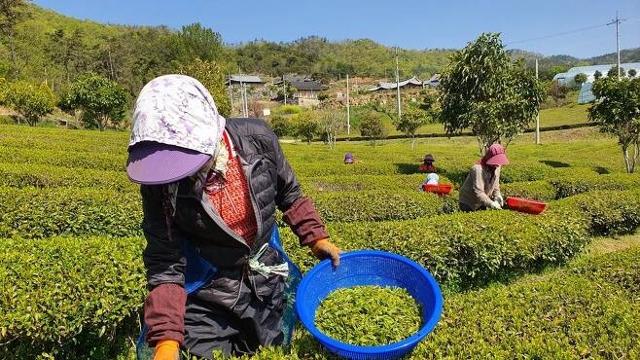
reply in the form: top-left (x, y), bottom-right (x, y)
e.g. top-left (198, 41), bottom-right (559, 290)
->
top-left (458, 144), bottom-right (509, 211)
top-left (126, 75), bottom-right (341, 359)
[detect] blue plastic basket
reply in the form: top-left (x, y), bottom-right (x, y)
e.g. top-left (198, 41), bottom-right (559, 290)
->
top-left (295, 250), bottom-right (443, 360)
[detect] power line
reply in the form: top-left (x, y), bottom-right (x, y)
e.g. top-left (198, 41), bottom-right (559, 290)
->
top-left (506, 22), bottom-right (610, 46)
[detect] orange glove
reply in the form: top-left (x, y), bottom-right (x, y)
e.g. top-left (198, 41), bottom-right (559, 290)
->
top-left (153, 340), bottom-right (179, 360)
top-left (310, 238), bottom-right (341, 268)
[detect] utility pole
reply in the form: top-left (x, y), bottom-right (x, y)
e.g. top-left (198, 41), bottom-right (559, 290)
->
top-left (282, 75), bottom-right (288, 104)
top-left (395, 47), bottom-right (401, 120)
top-left (535, 58), bottom-right (540, 145)
top-left (346, 74), bottom-right (351, 135)
top-left (607, 12), bottom-right (626, 79)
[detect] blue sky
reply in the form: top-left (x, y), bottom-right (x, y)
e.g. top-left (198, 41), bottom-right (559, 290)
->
top-left (33, 0), bottom-right (640, 58)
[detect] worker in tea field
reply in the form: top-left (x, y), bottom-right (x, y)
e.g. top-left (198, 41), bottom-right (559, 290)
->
top-left (344, 152), bottom-right (354, 164)
top-left (458, 144), bottom-right (508, 211)
top-left (420, 172), bottom-right (440, 191)
top-left (418, 154), bottom-right (436, 173)
top-left (126, 75), bottom-right (341, 360)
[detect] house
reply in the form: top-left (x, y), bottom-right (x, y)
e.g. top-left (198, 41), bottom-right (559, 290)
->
top-left (289, 80), bottom-right (326, 107)
top-left (368, 77), bottom-right (423, 92)
top-left (423, 74), bottom-right (441, 88)
top-left (226, 74), bottom-right (264, 86)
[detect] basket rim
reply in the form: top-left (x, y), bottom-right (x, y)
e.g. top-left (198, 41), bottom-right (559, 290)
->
top-left (295, 250), bottom-right (444, 355)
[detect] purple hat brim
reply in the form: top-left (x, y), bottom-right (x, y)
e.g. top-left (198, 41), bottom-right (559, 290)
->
top-left (126, 142), bottom-right (212, 185)
top-left (485, 153), bottom-right (509, 166)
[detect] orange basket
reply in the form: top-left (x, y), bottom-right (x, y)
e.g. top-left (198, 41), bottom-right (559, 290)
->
top-left (505, 197), bottom-right (547, 215)
top-left (422, 183), bottom-right (453, 195)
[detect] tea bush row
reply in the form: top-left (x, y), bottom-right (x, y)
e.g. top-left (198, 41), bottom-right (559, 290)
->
top-left (0, 236), bottom-right (145, 360)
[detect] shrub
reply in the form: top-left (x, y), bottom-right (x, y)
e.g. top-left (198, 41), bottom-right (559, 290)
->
top-left (501, 180), bottom-right (556, 201)
top-left (6, 81), bottom-right (56, 126)
top-left (310, 190), bottom-right (456, 222)
top-left (0, 147), bottom-right (126, 172)
top-left (416, 274), bottom-right (640, 358)
top-left (282, 209), bottom-right (589, 289)
top-left (299, 174), bottom-right (427, 193)
top-left (0, 236), bottom-right (145, 359)
top-left (0, 163), bottom-right (135, 192)
top-left (0, 187), bottom-right (142, 239)
top-left (569, 246), bottom-right (640, 297)
top-left (60, 73), bottom-right (128, 131)
top-left (552, 189), bottom-right (640, 236)
top-left (550, 172), bottom-right (640, 199)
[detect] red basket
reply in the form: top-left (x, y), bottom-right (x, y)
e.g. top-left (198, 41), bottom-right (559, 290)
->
top-left (505, 197), bottom-right (547, 215)
top-left (423, 183), bottom-right (453, 195)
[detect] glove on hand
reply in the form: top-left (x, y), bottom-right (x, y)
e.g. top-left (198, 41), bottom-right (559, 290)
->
top-left (153, 340), bottom-right (179, 360)
top-left (495, 194), bottom-right (505, 207)
top-left (310, 238), bottom-right (341, 268)
top-left (489, 201), bottom-right (502, 210)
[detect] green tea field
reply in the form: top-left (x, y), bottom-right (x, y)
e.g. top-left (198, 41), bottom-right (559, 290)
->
top-left (1, 124), bottom-right (639, 359)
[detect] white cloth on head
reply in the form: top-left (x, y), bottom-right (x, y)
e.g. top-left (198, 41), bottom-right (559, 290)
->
top-left (426, 173), bottom-right (439, 185)
top-left (129, 74), bottom-right (226, 156)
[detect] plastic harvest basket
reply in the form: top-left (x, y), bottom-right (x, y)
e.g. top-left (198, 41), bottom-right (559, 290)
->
top-left (422, 183), bottom-right (453, 195)
top-left (506, 196), bottom-right (548, 215)
top-left (295, 250), bottom-right (443, 360)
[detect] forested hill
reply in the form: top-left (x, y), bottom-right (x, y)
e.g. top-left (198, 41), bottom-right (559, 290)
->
top-left (1, 3), bottom-right (638, 93)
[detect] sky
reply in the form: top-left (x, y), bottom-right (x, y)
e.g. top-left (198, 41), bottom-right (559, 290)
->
top-left (32, 0), bottom-right (640, 59)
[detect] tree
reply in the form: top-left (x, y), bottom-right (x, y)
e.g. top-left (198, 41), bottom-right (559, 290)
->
top-left (439, 33), bottom-right (543, 150)
top-left (573, 73), bottom-right (588, 88)
top-left (293, 111), bottom-right (319, 144)
top-left (0, 0), bottom-right (29, 72)
top-left (46, 28), bottom-right (87, 87)
top-left (607, 66), bottom-right (626, 78)
top-left (589, 77), bottom-right (640, 173)
top-left (594, 70), bottom-right (603, 80)
top-left (177, 23), bottom-right (226, 63)
top-left (6, 81), bottom-right (56, 126)
top-left (393, 103), bottom-right (429, 148)
top-left (316, 110), bottom-right (344, 148)
top-left (61, 74), bottom-right (128, 131)
top-left (359, 111), bottom-right (386, 145)
top-left (629, 69), bottom-right (637, 78)
top-left (269, 115), bottom-right (293, 138)
top-left (178, 58), bottom-right (231, 117)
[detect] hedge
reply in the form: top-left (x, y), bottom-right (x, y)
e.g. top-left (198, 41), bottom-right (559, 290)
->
top-left (501, 180), bottom-right (556, 201)
top-left (0, 162), bottom-right (135, 192)
top-left (552, 189), bottom-right (640, 236)
top-left (299, 174), bottom-right (429, 193)
top-left (0, 236), bottom-right (146, 360)
top-left (310, 190), bottom-right (457, 222)
top-left (0, 187), bottom-right (142, 239)
top-left (550, 172), bottom-right (640, 199)
top-left (282, 209), bottom-right (589, 289)
top-left (415, 274), bottom-right (640, 359)
top-left (569, 246), bottom-right (640, 298)
top-left (0, 147), bottom-right (125, 172)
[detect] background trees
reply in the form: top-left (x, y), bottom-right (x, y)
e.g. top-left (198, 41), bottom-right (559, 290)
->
top-left (589, 77), bottom-right (640, 173)
top-left (439, 33), bottom-right (543, 150)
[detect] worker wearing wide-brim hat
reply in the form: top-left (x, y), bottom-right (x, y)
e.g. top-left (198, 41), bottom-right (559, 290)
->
top-left (127, 75), bottom-right (340, 359)
top-left (459, 144), bottom-right (509, 211)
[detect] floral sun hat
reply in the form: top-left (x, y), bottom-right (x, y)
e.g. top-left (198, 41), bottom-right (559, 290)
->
top-left (126, 75), bottom-right (226, 185)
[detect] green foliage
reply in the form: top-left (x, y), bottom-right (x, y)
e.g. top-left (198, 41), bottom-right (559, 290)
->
top-left (178, 58), bottom-right (231, 117)
top-left (310, 190), bottom-right (456, 222)
top-left (501, 180), bottom-right (557, 201)
top-left (569, 246), bottom-right (640, 298)
top-left (417, 273), bottom-right (640, 358)
top-left (5, 80), bottom-right (55, 125)
top-left (269, 114), bottom-right (293, 137)
top-left (315, 286), bottom-right (422, 346)
top-left (394, 102), bottom-right (430, 139)
top-left (439, 33), bottom-right (544, 148)
top-left (573, 72), bottom-right (587, 87)
top-left (0, 187), bottom-right (142, 239)
top-left (0, 236), bottom-right (145, 359)
top-left (61, 73), bottom-right (128, 130)
top-left (589, 76), bottom-right (640, 173)
top-left (593, 70), bottom-right (603, 80)
top-left (293, 111), bottom-right (319, 143)
top-left (282, 209), bottom-right (589, 288)
top-left (299, 174), bottom-right (428, 193)
top-left (359, 111), bottom-right (386, 143)
top-left (629, 69), bottom-right (637, 78)
top-left (549, 172), bottom-right (640, 199)
top-left (607, 65), bottom-right (626, 78)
